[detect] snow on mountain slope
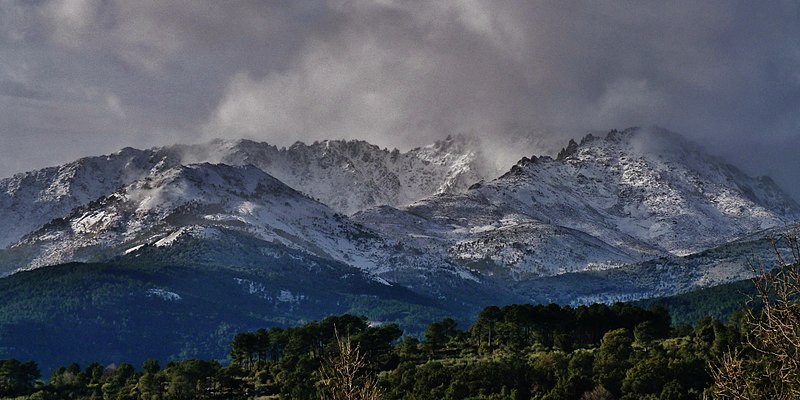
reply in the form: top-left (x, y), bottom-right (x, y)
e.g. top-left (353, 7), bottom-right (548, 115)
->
top-left (2, 163), bottom-right (385, 274)
top-left (1, 127), bottom-right (796, 304)
top-left (0, 162), bottom-right (493, 304)
top-left (0, 147), bottom-right (182, 249)
top-left (354, 199), bottom-right (639, 279)
top-left (496, 127), bottom-right (799, 254)
top-left (0, 135), bottom-right (495, 250)
top-left (512, 226), bottom-right (799, 306)
top-left (355, 127), bottom-right (799, 278)
top-left (180, 134), bottom-right (496, 214)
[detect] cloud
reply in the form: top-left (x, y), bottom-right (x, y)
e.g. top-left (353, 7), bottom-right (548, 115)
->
top-left (205, 2), bottom-right (531, 149)
top-left (204, 1), bottom-right (800, 198)
top-left (204, 1), bottom-right (800, 144)
top-left (0, 0), bottom-right (320, 173)
top-left (0, 0), bottom-right (799, 200)
top-left (42, 0), bottom-right (106, 47)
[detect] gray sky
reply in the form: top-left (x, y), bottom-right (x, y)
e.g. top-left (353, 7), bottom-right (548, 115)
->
top-left (1, 1), bottom-right (799, 200)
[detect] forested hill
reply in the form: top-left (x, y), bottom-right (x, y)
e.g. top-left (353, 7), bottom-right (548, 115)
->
top-left (0, 256), bottom-right (759, 380)
top-left (0, 252), bottom-right (778, 399)
top-left (1, 303), bottom-right (739, 399)
top-left (634, 278), bottom-right (757, 326)
top-left (0, 259), bottom-right (456, 377)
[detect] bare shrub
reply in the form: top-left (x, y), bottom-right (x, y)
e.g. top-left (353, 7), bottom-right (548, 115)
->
top-left (317, 328), bottom-right (382, 400)
top-left (711, 227), bottom-right (800, 399)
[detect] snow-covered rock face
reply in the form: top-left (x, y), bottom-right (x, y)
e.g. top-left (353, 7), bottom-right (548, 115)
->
top-left (189, 134), bottom-right (496, 215)
top-left (501, 127), bottom-right (799, 255)
top-left (354, 127), bottom-right (800, 278)
top-left (0, 147), bottom-right (179, 249)
top-left (0, 135), bottom-right (495, 249)
top-left (6, 163), bottom-right (385, 274)
top-left (0, 127), bottom-right (797, 301)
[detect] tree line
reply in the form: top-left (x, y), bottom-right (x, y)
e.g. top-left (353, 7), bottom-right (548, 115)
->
top-left (4, 228), bottom-right (800, 399)
top-left (0, 302), bottom-right (739, 399)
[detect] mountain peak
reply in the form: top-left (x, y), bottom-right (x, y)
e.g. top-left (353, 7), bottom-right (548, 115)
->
top-left (428, 133), bottom-right (478, 152)
top-left (1, 129), bottom-right (798, 313)
top-left (126, 162), bottom-right (295, 211)
top-left (489, 127), bottom-right (799, 253)
top-left (556, 139), bottom-right (579, 160)
top-left (4, 160), bottom-right (374, 273)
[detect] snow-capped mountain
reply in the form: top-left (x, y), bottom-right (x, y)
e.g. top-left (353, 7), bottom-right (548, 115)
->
top-left (0, 147), bottom-right (174, 249)
top-left (0, 135), bottom-right (495, 249)
top-left (0, 127), bottom-right (797, 304)
top-left (1, 127), bottom-right (797, 372)
top-left (1, 163), bottom-right (385, 275)
top-left (354, 127), bottom-right (799, 279)
top-left (177, 134), bottom-right (496, 214)
top-left (0, 161), bottom-right (510, 310)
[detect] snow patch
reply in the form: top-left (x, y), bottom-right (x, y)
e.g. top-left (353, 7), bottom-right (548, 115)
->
top-left (123, 244), bottom-right (145, 255)
top-left (145, 288), bottom-right (182, 301)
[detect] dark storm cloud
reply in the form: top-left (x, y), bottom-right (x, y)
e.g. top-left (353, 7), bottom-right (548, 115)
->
top-left (1, 1), bottom-right (799, 199)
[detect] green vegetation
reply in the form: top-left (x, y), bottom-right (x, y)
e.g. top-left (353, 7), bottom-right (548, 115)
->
top-left (2, 230), bottom-right (796, 398)
top-left (0, 255), bottom-right (765, 399)
top-left (0, 257), bottom-right (450, 377)
top-left (0, 303), bottom-right (743, 399)
top-left (634, 279), bottom-right (756, 326)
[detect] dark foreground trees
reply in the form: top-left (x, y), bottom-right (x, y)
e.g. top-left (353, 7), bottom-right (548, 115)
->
top-left (1, 302), bottom-right (742, 399)
top-left (0, 359), bottom-right (39, 397)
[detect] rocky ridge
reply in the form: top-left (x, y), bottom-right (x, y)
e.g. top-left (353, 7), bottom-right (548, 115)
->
top-left (0, 127), bottom-right (797, 304)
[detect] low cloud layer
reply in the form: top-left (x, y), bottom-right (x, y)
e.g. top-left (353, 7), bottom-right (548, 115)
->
top-left (1, 1), bottom-right (799, 199)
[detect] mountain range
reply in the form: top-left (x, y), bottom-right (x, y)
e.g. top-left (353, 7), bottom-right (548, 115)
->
top-left (1, 127), bottom-right (797, 294)
top-left (0, 126), bottom-right (797, 370)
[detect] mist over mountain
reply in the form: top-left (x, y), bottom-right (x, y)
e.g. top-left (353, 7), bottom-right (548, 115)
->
top-left (2, 1), bottom-right (800, 202)
top-left (0, 135), bottom-right (499, 253)
top-left (356, 127), bottom-right (798, 279)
